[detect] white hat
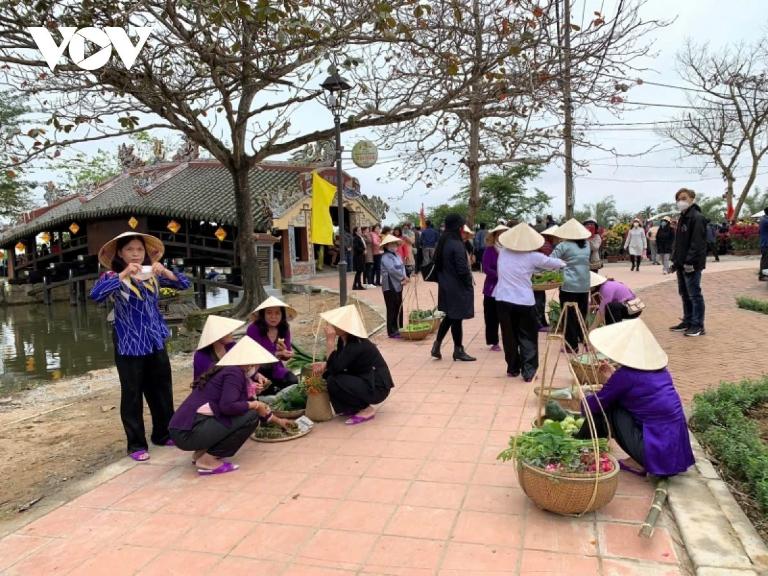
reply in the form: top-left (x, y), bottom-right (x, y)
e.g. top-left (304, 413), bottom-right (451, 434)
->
top-left (588, 319), bottom-right (668, 371)
top-left (497, 222), bottom-right (544, 252)
top-left (552, 218), bottom-right (591, 241)
top-left (252, 296), bottom-right (297, 320)
top-left (217, 336), bottom-right (279, 366)
top-left (320, 304), bottom-right (368, 339)
top-left (489, 224), bottom-right (509, 234)
top-left (541, 225), bottom-right (559, 236)
top-left (98, 231), bottom-right (164, 269)
top-left (197, 315), bottom-right (245, 350)
top-left (380, 234), bottom-right (402, 247)
top-left (462, 224), bottom-right (475, 235)
top-left (589, 272), bottom-right (608, 289)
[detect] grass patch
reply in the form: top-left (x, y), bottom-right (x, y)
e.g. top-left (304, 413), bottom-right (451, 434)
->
top-left (690, 377), bottom-right (768, 538)
top-left (736, 296), bottom-right (768, 315)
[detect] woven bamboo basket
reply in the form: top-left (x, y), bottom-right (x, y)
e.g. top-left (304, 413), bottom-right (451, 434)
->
top-left (532, 281), bottom-right (563, 292)
top-left (400, 325), bottom-right (432, 341)
top-left (569, 353), bottom-right (614, 388)
top-left (272, 408), bottom-right (305, 419)
top-left (516, 454), bottom-right (620, 515)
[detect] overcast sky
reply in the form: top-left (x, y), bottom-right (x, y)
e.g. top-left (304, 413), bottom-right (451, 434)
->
top-left (25, 0), bottom-right (768, 222)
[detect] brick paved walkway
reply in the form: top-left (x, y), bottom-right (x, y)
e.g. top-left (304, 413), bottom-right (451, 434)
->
top-left (0, 257), bottom-right (760, 575)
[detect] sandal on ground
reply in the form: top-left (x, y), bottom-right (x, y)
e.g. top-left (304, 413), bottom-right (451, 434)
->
top-left (198, 461), bottom-right (239, 476)
top-left (345, 414), bottom-right (375, 425)
top-left (129, 450), bottom-right (150, 462)
top-left (618, 460), bottom-right (646, 477)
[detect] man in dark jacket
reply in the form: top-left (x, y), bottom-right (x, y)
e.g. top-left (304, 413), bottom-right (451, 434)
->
top-left (420, 220), bottom-right (440, 267)
top-left (760, 207), bottom-right (768, 281)
top-left (670, 188), bottom-right (708, 337)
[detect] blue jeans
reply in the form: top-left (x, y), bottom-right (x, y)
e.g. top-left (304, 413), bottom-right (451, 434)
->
top-left (676, 269), bottom-right (705, 329)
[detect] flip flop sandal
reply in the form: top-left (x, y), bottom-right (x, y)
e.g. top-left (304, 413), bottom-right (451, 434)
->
top-left (164, 439), bottom-right (175, 447)
top-left (345, 414), bottom-right (375, 426)
top-left (198, 461), bottom-right (239, 476)
top-left (618, 460), bottom-right (647, 477)
top-left (129, 450), bottom-right (150, 462)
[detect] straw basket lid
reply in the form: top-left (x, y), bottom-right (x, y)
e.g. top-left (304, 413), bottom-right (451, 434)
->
top-left (98, 231), bottom-right (164, 269)
top-left (552, 218), bottom-right (591, 240)
top-left (588, 318), bottom-right (668, 371)
top-left (217, 336), bottom-right (278, 367)
top-left (197, 315), bottom-right (245, 350)
top-left (589, 272), bottom-right (608, 289)
top-left (380, 234), bottom-right (402, 247)
top-left (489, 224), bottom-right (509, 234)
top-left (541, 225), bottom-right (559, 236)
top-left (320, 304), bottom-right (368, 339)
top-left (252, 295), bottom-right (297, 319)
top-left (497, 222), bottom-right (544, 252)
top-left (462, 224), bottom-right (475, 235)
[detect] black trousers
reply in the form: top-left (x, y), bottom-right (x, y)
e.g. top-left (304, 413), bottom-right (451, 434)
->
top-left (483, 295), bottom-right (500, 346)
top-left (605, 301), bottom-right (641, 325)
top-left (575, 405), bottom-right (645, 469)
top-left (558, 290), bottom-right (589, 351)
top-left (435, 316), bottom-right (463, 348)
top-left (496, 301), bottom-right (539, 379)
top-left (114, 347), bottom-right (174, 454)
top-left (760, 248), bottom-right (768, 279)
top-left (373, 254), bottom-right (383, 285)
top-left (327, 374), bottom-right (392, 414)
top-left (170, 412), bottom-right (260, 458)
top-left (534, 290), bottom-right (548, 328)
top-left (258, 366), bottom-right (299, 395)
top-left (365, 262), bottom-right (374, 285)
top-left (383, 289), bottom-right (404, 336)
top-left (629, 255), bottom-right (641, 269)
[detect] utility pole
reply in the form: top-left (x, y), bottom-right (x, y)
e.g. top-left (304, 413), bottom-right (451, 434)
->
top-left (562, 0), bottom-right (575, 219)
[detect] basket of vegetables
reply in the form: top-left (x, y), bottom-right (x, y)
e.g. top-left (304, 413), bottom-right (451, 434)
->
top-left (400, 321), bottom-right (433, 341)
top-left (569, 353), bottom-right (615, 388)
top-left (267, 384), bottom-right (307, 419)
top-left (532, 271), bottom-right (563, 291)
top-left (409, 309), bottom-right (443, 333)
top-left (251, 420), bottom-right (310, 443)
top-left (498, 420), bottom-right (619, 515)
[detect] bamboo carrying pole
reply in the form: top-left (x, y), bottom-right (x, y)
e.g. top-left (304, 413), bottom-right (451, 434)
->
top-left (639, 478), bottom-right (670, 537)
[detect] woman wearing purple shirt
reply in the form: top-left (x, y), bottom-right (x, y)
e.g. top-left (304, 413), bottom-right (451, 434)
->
top-left (481, 224), bottom-right (508, 351)
top-left (590, 273), bottom-right (641, 325)
top-left (90, 232), bottom-right (190, 462)
top-left (170, 337), bottom-right (293, 475)
top-left (576, 319), bottom-right (694, 477)
top-left (246, 296), bottom-right (299, 393)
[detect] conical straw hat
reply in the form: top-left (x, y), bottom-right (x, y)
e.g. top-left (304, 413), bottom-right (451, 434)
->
top-left (589, 272), bottom-right (608, 289)
top-left (497, 222), bottom-right (544, 252)
top-left (541, 225), bottom-right (559, 236)
top-left (217, 336), bottom-right (278, 367)
top-left (588, 318), bottom-right (668, 371)
top-left (197, 315), bottom-right (245, 350)
top-left (552, 218), bottom-right (591, 240)
top-left (462, 224), bottom-right (475, 235)
top-left (320, 304), bottom-right (368, 339)
top-left (98, 231), bottom-right (164, 269)
top-left (489, 224), bottom-right (509, 234)
top-left (252, 295), bottom-right (297, 320)
top-left (380, 234), bottom-right (402, 247)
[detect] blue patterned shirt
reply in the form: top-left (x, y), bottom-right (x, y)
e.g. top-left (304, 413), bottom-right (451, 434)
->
top-left (90, 271), bottom-right (191, 356)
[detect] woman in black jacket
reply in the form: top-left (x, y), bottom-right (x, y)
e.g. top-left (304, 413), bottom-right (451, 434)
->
top-left (655, 217), bottom-right (675, 274)
top-left (313, 304), bottom-right (394, 425)
top-left (352, 227), bottom-right (366, 290)
top-left (431, 213), bottom-right (475, 361)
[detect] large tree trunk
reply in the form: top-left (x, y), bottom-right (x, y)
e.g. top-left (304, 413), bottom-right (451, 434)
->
top-left (231, 166), bottom-right (266, 317)
top-left (467, 112), bottom-right (481, 227)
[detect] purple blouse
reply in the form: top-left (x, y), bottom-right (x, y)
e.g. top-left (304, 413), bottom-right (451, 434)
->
top-left (170, 366), bottom-right (250, 430)
top-left (246, 322), bottom-right (292, 380)
top-left (584, 366), bottom-right (694, 476)
top-left (193, 341), bottom-right (235, 380)
top-left (598, 280), bottom-right (636, 317)
top-left (482, 246), bottom-right (499, 297)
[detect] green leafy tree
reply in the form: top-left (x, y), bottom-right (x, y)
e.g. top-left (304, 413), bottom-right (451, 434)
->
top-left (743, 187), bottom-right (768, 216)
top-left (573, 195), bottom-right (618, 226)
top-left (0, 93), bottom-right (32, 220)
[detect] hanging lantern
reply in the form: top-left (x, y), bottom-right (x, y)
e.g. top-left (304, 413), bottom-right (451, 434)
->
top-left (167, 219), bottom-right (181, 234)
top-left (128, 216), bottom-right (139, 229)
top-left (214, 227), bottom-right (227, 242)
top-left (39, 231), bottom-right (51, 244)
top-left (69, 222), bottom-right (80, 235)
top-left (15, 242), bottom-right (25, 252)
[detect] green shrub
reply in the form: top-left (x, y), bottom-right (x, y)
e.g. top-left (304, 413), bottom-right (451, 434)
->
top-left (736, 297), bottom-right (768, 315)
top-left (690, 377), bottom-right (768, 511)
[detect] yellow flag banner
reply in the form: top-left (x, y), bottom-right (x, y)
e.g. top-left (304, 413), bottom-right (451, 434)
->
top-left (311, 171), bottom-right (336, 245)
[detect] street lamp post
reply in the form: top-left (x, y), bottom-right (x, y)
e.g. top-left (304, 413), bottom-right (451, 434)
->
top-left (321, 68), bottom-right (353, 306)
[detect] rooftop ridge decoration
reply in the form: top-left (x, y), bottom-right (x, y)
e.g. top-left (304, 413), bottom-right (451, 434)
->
top-left (288, 140), bottom-right (335, 167)
top-left (172, 135), bottom-right (200, 162)
top-left (117, 143), bottom-right (145, 170)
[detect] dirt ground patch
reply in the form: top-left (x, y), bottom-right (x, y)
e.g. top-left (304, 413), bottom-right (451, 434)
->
top-left (0, 291), bottom-right (382, 520)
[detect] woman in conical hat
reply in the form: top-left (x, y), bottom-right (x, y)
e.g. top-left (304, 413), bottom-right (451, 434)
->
top-left (380, 234), bottom-right (408, 338)
top-left (90, 231), bottom-right (191, 463)
top-left (481, 224), bottom-right (509, 351)
top-left (535, 225), bottom-right (559, 331)
top-left (170, 337), bottom-right (294, 475)
top-left (582, 218), bottom-right (603, 272)
top-left (194, 315), bottom-right (245, 380)
top-left (311, 304), bottom-right (394, 425)
top-left (246, 296), bottom-right (299, 394)
top-left (493, 223), bottom-right (566, 381)
top-left (551, 218), bottom-right (592, 352)
top-left (589, 273), bottom-right (642, 325)
top-left (575, 319), bottom-right (694, 477)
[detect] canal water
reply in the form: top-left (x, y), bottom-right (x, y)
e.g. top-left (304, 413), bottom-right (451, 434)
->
top-left (0, 287), bottom-right (230, 393)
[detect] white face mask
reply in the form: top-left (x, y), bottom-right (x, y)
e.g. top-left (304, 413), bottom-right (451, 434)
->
top-left (677, 200), bottom-right (690, 212)
top-left (245, 366), bottom-right (257, 378)
top-left (632, 223), bottom-right (639, 228)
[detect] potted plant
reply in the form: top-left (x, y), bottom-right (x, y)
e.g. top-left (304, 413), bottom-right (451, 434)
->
top-left (497, 420), bottom-right (619, 515)
top-left (302, 368), bottom-right (333, 422)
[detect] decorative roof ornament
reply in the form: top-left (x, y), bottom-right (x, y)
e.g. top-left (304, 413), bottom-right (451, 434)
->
top-left (118, 144), bottom-right (145, 170)
top-left (268, 186), bottom-right (306, 217)
top-left (43, 181), bottom-right (65, 205)
top-left (132, 170), bottom-right (157, 195)
top-left (172, 135), bottom-right (200, 162)
top-left (289, 140), bottom-right (335, 166)
top-left (152, 139), bottom-right (165, 164)
top-left (360, 194), bottom-right (389, 220)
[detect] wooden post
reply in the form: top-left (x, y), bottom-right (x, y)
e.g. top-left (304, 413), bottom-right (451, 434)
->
top-left (43, 275), bottom-right (51, 306)
top-left (69, 268), bottom-right (77, 306)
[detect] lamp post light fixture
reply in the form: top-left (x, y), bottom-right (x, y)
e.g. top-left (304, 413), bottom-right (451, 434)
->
top-left (321, 68), bottom-right (353, 306)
